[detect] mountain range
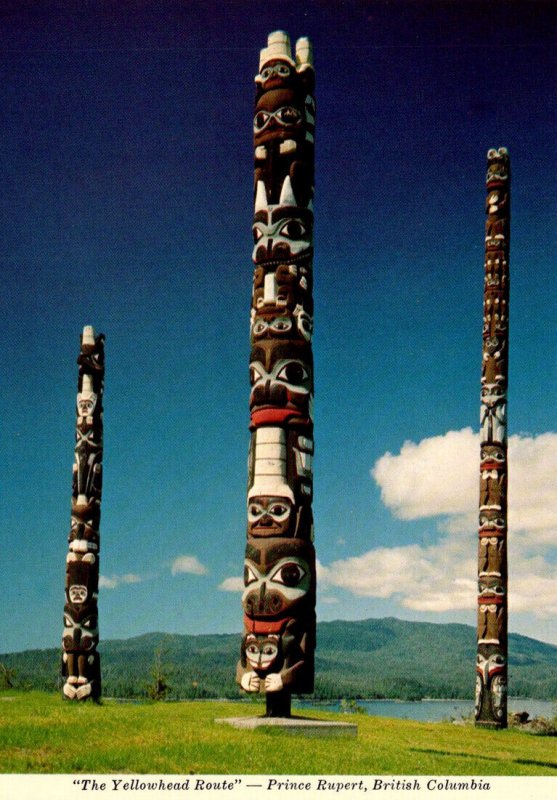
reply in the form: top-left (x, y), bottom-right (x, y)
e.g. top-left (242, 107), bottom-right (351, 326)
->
top-left (1, 617), bottom-right (556, 701)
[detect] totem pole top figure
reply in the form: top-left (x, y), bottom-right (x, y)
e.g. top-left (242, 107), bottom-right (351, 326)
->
top-left (254, 32), bottom-right (315, 208)
top-left (256, 31), bottom-right (314, 86)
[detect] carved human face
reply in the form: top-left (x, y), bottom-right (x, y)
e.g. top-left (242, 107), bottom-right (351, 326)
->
top-left (480, 445), bottom-right (506, 469)
top-left (480, 379), bottom-right (506, 408)
top-left (77, 390), bottom-right (97, 421)
top-left (479, 511), bottom-right (505, 533)
top-left (486, 151), bottom-right (508, 188)
top-left (248, 496), bottom-right (293, 537)
top-left (243, 633), bottom-right (280, 671)
top-left (256, 58), bottom-right (293, 90)
top-left (242, 537), bottom-right (314, 619)
top-left (68, 584), bottom-right (88, 604)
top-left (254, 88), bottom-right (305, 147)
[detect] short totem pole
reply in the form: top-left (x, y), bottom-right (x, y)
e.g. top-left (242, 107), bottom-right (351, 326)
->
top-left (475, 148), bottom-right (510, 728)
top-left (62, 325), bottom-right (104, 701)
top-left (236, 31), bottom-right (316, 717)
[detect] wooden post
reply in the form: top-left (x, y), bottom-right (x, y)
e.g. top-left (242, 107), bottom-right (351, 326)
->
top-left (236, 32), bottom-right (317, 716)
top-left (62, 326), bottom-right (104, 702)
top-left (475, 149), bottom-right (510, 728)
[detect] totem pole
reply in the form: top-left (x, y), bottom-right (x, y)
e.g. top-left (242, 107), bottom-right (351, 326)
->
top-left (475, 148), bottom-right (510, 728)
top-left (236, 31), bottom-right (316, 717)
top-left (62, 325), bottom-right (104, 701)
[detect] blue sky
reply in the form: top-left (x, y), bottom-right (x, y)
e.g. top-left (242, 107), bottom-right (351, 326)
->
top-left (2, 1), bottom-right (556, 654)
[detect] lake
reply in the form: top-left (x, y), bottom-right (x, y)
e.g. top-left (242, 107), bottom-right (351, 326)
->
top-left (294, 698), bottom-right (556, 723)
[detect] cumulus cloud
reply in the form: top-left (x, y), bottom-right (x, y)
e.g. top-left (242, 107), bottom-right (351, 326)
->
top-left (99, 573), bottom-right (143, 590)
top-left (319, 429), bottom-right (557, 619)
top-left (170, 555), bottom-right (208, 576)
top-left (218, 576), bottom-right (244, 592)
top-left (372, 427), bottom-right (478, 520)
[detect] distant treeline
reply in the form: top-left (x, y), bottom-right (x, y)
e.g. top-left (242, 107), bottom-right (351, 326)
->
top-left (2, 618), bottom-right (556, 701)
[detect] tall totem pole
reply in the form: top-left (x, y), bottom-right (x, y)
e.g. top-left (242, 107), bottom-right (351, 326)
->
top-left (475, 148), bottom-right (510, 728)
top-left (236, 31), bottom-right (316, 718)
top-left (62, 325), bottom-right (104, 701)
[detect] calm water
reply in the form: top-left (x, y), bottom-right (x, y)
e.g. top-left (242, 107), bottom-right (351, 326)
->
top-left (294, 698), bottom-right (556, 722)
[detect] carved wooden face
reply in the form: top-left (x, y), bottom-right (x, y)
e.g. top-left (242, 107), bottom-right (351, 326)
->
top-left (256, 58), bottom-right (294, 91)
top-left (249, 340), bottom-right (313, 427)
top-left (486, 149), bottom-right (509, 189)
top-left (247, 496), bottom-right (293, 537)
top-left (65, 557), bottom-right (98, 603)
top-left (242, 537), bottom-right (315, 620)
top-left (254, 87), bottom-right (306, 147)
top-left (62, 604), bottom-right (99, 652)
top-left (243, 633), bottom-right (280, 672)
top-left (480, 444), bottom-right (506, 469)
top-left (252, 206), bottom-right (313, 266)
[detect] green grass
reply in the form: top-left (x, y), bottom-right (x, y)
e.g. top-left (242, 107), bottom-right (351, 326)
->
top-left (0, 691), bottom-right (556, 775)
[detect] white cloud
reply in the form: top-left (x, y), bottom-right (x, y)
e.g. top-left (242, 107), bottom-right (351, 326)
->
top-left (372, 428), bottom-right (557, 546)
top-left (99, 573), bottom-right (143, 590)
top-left (218, 576), bottom-right (244, 592)
top-left (371, 427), bottom-right (477, 520)
top-left (170, 555), bottom-right (208, 576)
top-left (319, 429), bottom-right (557, 620)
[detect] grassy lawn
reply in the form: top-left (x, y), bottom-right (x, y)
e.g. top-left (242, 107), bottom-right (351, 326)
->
top-left (0, 691), bottom-right (555, 775)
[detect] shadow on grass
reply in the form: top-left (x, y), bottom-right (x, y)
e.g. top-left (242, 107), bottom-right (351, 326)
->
top-left (411, 748), bottom-right (557, 771)
top-left (513, 759), bottom-right (557, 770)
top-left (410, 748), bottom-right (501, 762)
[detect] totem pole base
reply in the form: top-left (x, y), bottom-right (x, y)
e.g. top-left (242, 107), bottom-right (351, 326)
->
top-left (475, 720), bottom-right (507, 730)
top-left (215, 716), bottom-right (358, 737)
top-left (265, 689), bottom-right (291, 718)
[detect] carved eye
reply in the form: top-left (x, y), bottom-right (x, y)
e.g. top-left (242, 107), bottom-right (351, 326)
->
top-left (271, 562), bottom-right (306, 587)
top-left (249, 364), bottom-right (264, 385)
top-left (260, 67), bottom-right (273, 80)
top-left (276, 64), bottom-right (290, 77)
top-left (252, 226), bottom-right (264, 243)
top-left (248, 502), bottom-right (264, 520)
top-left (262, 643), bottom-right (278, 656)
top-left (270, 317), bottom-right (292, 333)
top-left (244, 564), bottom-right (258, 585)
top-left (268, 502), bottom-right (289, 520)
top-left (277, 106), bottom-right (302, 125)
top-left (253, 320), bottom-right (268, 336)
top-left (279, 220), bottom-right (306, 240)
top-left (254, 111), bottom-right (271, 131)
top-left (246, 643), bottom-right (260, 656)
top-left (276, 362), bottom-right (308, 385)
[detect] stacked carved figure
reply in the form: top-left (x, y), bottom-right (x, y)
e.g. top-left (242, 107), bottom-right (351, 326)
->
top-left (475, 148), bottom-right (510, 728)
top-left (62, 326), bottom-right (104, 701)
top-left (236, 32), bottom-right (316, 717)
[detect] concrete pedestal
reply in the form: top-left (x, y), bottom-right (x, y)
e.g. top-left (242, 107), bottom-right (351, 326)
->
top-left (215, 716), bottom-right (357, 737)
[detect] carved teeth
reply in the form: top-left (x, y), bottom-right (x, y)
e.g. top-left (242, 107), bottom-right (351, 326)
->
top-left (255, 180), bottom-right (268, 212)
top-left (279, 140), bottom-right (297, 155)
top-left (279, 175), bottom-right (297, 207)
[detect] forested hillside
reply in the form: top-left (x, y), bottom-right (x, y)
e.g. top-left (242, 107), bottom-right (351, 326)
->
top-left (2, 618), bottom-right (556, 701)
